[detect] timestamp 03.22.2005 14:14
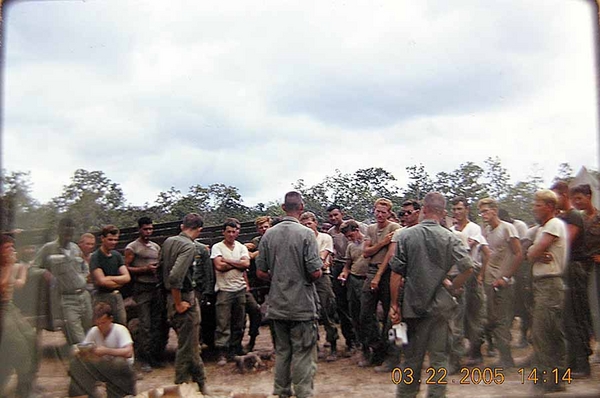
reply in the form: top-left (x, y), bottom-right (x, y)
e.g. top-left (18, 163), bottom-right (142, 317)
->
top-left (390, 367), bottom-right (573, 385)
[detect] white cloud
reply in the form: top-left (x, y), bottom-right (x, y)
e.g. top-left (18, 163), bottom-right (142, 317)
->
top-left (2, 0), bottom-right (598, 209)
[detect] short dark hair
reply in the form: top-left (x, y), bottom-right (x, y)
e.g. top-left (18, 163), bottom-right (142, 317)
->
top-left (498, 208), bottom-right (513, 223)
top-left (100, 225), bottom-right (119, 237)
top-left (326, 204), bottom-right (342, 213)
top-left (570, 184), bottom-right (592, 197)
top-left (402, 199), bottom-right (421, 210)
top-left (182, 213), bottom-right (204, 229)
top-left (0, 234), bottom-right (15, 246)
top-left (550, 180), bottom-right (569, 196)
top-left (137, 216), bottom-right (153, 228)
top-left (284, 191), bottom-right (303, 212)
top-left (340, 220), bottom-right (359, 235)
top-left (58, 217), bottom-right (76, 230)
top-left (93, 302), bottom-right (113, 321)
top-left (223, 217), bottom-right (241, 230)
top-left (450, 196), bottom-right (468, 207)
top-left (423, 192), bottom-right (445, 214)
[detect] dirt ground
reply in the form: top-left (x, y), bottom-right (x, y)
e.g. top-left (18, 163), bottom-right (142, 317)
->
top-left (4, 323), bottom-right (600, 398)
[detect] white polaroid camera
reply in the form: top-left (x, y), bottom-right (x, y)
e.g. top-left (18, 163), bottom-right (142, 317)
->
top-left (388, 322), bottom-right (408, 346)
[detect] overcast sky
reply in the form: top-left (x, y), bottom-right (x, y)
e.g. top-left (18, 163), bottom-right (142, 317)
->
top-left (2, 1), bottom-right (598, 207)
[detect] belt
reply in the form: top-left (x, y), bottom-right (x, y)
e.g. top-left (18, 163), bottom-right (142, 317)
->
top-left (350, 274), bottom-right (367, 280)
top-left (63, 288), bottom-right (85, 295)
top-left (97, 289), bottom-right (120, 295)
top-left (533, 274), bottom-right (563, 282)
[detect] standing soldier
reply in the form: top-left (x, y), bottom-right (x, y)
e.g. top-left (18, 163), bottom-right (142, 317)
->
top-left (449, 197), bottom-right (489, 368)
top-left (327, 204), bottom-right (360, 353)
top-left (361, 198), bottom-right (400, 368)
top-left (257, 192), bottom-right (322, 398)
top-left (90, 225), bottom-right (131, 326)
top-left (300, 211), bottom-right (339, 361)
top-left (389, 193), bottom-right (473, 398)
top-left (35, 217), bottom-right (92, 344)
top-left (211, 218), bottom-right (250, 366)
top-left (527, 190), bottom-right (568, 393)
top-left (161, 213), bottom-right (208, 394)
top-left (478, 198), bottom-right (523, 368)
top-left (124, 217), bottom-right (166, 372)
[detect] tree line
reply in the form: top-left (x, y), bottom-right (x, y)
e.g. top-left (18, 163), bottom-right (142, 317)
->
top-left (0, 158), bottom-right (588, 235)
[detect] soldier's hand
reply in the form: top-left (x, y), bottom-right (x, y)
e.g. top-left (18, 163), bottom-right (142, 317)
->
top-left (540, 252), bottom-right (553, 264)
top-left (370, 275), bottom-right (381, 291)
top-left (175, 301), bottom-right (191, 314)
top-left (476, 273), bottom-right (483, 285)
top-left (383, 232), bottom-right (394, 245)
top-left (389, 304), bottom-right (401, 324)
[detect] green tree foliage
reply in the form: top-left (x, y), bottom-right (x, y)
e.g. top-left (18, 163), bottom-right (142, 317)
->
top-left (49, 169), bottom-right (126, 233)
top-left (484, 156), bottom-right (511, 201)
top-left (295, 168), bottom-right (401, 222)
top-left (1, 170), bottom-right (39, 230)
top-left (3, 160), bottom-right (598, 235)
top-left (403, 164), bottom-right (435, 202)
top-left (553, 162), bottom-right (574, 184)
top-left (435, 162), bottom-right (487, 209)
top-left (153, 183), bottom-right (250, 225)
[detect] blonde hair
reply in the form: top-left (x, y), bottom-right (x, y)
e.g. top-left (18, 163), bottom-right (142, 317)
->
top-left (79, 233), bottom-right (95, 243)
top-left (299, 212), bottom-right (317, 223)
top-left (255, 216), bottom-right (272, 227)
top-left (477, 197), bottom-right (498, 210)
top-left (374, 198), bottom-right (393, 211)
top-left (534, 190), bottom-right (558, 208)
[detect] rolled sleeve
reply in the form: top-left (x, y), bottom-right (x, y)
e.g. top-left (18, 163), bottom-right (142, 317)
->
top-left (452, 236), bottom-right (474, 273)
top-left (256, 238), bottom-right (269, 273)
top-left (303, 234), bottom-right (322, 274)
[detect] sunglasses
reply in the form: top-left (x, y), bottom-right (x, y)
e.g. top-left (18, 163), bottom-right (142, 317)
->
top-left (399, 210), bottom-right (417, 216)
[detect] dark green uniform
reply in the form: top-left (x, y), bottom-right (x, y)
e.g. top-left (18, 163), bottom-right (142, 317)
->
top-left (257, 216), bottom-right (322, 398)
top-left (161, 232), bottom-right (206, 387)
top-left (390, 220), bottom-right (473, 398)
top-left (35, 240), bottom-right (92, 344)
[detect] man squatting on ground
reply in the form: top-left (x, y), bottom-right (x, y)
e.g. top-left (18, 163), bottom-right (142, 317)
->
top-left (161, 213), bottom-right (208, 394)
top-left (68, 302), bottom-right (136, 398)
top-left (389, 192), bottom-right (474, 398)
top-left (211, 217), bottom-right (250, 365)
top-left (257, 191), bottom-right (322, 398)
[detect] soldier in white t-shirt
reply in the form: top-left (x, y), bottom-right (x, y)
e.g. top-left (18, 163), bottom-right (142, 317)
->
top-left (527, 190), bottom-right (568, 393)
top-left (449, 197), bottom-right (489, 369)
top-left (68, 302), bottom-right (136, 398)
top-left (211, 218), bottom-right (250, 366)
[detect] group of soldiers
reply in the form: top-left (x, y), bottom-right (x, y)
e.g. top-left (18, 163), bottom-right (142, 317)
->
top-left (1, 181), bottom-right (600, 397)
